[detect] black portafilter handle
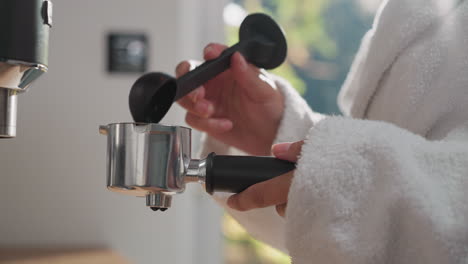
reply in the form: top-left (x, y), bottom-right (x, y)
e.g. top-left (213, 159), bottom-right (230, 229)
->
top-left (129, 13), bottom-right (287, 123)
top-left (204, 153), bottom-right (296, 194)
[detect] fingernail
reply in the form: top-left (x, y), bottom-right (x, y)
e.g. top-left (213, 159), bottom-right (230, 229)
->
top-left (175, 63), bottom-right (185, 75)
top-left (218, 120), bottom-right (233, 131)
top-left (227, 195), bottom-right (237, 209)
top-left (204, 45), bottom-right (212, 56)
top-left (195, 102), bottom-right (213, 117)
top-left (176, 61), bottom-right (190, 75)
top-left (195, 101), bottom-right (207, 114)
top-left (272, 142), bottom-right (292, 155)
top-left (190, 90), bottom-right (199, 102)
top-left (236, 52), bottom-right (247, 71)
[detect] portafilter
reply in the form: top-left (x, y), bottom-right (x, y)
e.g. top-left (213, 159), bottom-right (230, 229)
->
top-left (99, 123), bottom-right (295, 211)
top-left (100, 13), bottom-right (293, 211)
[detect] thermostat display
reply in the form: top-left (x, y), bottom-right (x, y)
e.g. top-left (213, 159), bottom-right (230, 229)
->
top-left (108, 33), bottom-right (148, 73)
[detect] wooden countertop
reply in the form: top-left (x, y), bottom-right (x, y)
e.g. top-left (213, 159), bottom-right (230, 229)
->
top-left (0, 248), bottom-right (130, 264)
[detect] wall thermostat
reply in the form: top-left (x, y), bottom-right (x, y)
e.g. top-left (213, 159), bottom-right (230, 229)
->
top-left (108, 33), bottom-right (148, 73)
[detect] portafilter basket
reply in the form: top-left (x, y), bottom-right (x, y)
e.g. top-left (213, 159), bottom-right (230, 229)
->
top-left (99, 123), bottom-right (295, 211)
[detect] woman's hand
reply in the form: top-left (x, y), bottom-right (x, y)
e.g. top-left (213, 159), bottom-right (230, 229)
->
top-left (176, 43), bottom-right (285, 156)
top-left (227, 140), bottom-right (304, 217)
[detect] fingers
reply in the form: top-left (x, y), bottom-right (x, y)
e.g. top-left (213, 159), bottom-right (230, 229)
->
top-left (176, 43), bottom-right (228, 110)
top-left (204, 44), bottom-right (276, 103)
top-left (276, 204), bottom-right (287, 218)
top-left (227, 172), bottom-right (293, 212)
top-left (226, 142), bottom-right (302, 214)
top-left (178, 97), bottom-right (213, 118)
top-left (176, 60), bottom-right (211, 117)
top-left (272, 141), bottom-right (304, 162)
top-left (185, 113), bottom-right (233, 134)
top-left (175, 60), bottom-right (205, 103)
top-left (175, 60), bottom-right (190, 78)
top-left (204, 43), bottom-right (229, 60)
top-left (230, 52), bottom-right (277, 102)
top-left (175, 59), bottom-right (200, 77)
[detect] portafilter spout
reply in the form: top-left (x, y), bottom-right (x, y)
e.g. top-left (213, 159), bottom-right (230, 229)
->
top-left (128, 13), bottom-right (287, 123)
top-left (99, 123), bottom-right (295, 211)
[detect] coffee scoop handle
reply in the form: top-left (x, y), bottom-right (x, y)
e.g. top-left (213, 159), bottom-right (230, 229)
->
top-left (205, 153), bottom-right (296, 195)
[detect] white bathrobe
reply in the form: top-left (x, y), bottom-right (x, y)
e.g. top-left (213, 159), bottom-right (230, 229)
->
top-left (200, 0), bottom-right (468, 262)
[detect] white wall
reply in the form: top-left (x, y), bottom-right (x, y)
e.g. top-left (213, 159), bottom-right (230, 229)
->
top-left (0, 0), bottom-right (226, 263)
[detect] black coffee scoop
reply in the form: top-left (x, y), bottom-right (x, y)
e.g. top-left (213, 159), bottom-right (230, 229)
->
top-left (129, 13), bottom-right (288, 123)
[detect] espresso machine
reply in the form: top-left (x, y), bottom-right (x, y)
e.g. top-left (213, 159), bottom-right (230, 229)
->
top-left (0, 0), bottom-right (52, 138)
top-left (100, 13), bottom-right (296, 211)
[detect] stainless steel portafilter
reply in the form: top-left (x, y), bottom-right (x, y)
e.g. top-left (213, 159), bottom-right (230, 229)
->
top-left (100, 13), bottom-right (292, 211)
top-left (99, 123), bottom-right (295, 211)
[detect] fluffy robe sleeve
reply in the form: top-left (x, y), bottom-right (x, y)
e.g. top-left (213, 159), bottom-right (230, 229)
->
top-left (199, 76), bottom-right (324, 253)
top-left (200, 77), bottom-right (468, 263)
top-left (287, 117), bottom-right (468, 263)
top-left (198, 1), bottom-right (468, 260)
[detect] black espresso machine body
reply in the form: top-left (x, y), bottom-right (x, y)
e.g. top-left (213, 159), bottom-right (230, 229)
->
top-left (0, 0), bottom-right (52, 137)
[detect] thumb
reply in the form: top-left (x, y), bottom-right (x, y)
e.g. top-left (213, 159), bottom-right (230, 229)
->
top-left (272, 141), bottom-right (304, 162)
top-left (231, 52), bottom-right (277, 102)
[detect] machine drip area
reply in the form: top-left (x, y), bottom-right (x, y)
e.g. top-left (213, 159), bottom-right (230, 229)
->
top-left (100, 13), bottom-right (295, 211)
